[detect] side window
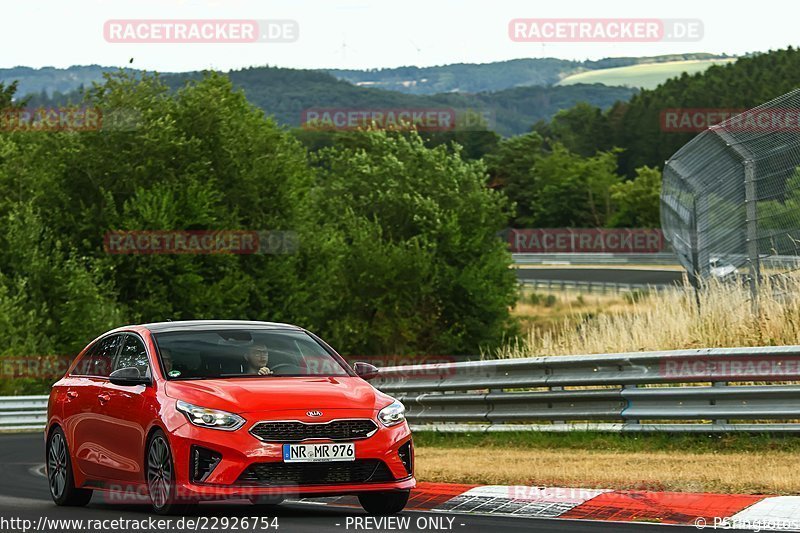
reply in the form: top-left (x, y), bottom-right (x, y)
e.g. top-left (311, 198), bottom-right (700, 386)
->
top-left (115, 335), bottom-right (150, 376)
top-left (90, 334), bottom-right (123, 377)
top-left (71, 344), bottom-right (99, 376)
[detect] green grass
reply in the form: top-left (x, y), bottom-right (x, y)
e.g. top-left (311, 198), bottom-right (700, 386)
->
top-left (557, 59), bottom-right (736, 90)
top-left (413, 430), bottom-right (800, 454)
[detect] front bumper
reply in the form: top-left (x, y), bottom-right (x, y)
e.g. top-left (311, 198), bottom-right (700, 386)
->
top-left (167, 409), bottom-right (415, 499)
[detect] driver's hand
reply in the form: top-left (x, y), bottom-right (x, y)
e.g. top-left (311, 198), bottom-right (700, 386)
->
top-left (258, 366), bottom-right (273, 376)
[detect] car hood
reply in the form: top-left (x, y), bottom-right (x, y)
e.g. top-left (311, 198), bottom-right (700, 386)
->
top-left (164, 376), bottom-right (389, 414)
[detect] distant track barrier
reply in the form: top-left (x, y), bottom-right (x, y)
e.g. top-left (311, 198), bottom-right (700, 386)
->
top-left (512, 252), bottom-right (679, 266)
top-left (519, 279), bottom-right (668, 293)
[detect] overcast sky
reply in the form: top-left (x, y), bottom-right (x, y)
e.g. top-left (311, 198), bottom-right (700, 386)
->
top-left (4, 0), bottom-right (796, 72)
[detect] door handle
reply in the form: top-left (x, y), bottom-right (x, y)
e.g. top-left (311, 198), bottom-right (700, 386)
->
top-left (98, 393), bottom-right (111, 404)
top-left (66, 391), bottom-right (78, 399)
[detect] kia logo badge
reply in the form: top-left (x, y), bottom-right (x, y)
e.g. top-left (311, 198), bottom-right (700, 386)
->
top-left (306, 410), bottom-right (323, 417)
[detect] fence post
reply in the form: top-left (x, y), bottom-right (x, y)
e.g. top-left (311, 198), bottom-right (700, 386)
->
top-left (744, 159), bottom-right (759, 315)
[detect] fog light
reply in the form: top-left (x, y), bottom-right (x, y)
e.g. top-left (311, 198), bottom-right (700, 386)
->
top-left (398, 440), bottom-right (413, 475)
top-left (191, 446), bottom-right (222, 483)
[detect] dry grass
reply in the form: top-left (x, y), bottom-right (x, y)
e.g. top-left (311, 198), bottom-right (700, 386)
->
top-left (440, 278), bottom-right (800, 495)
top-left (510, 290), bottom-right (639, 342)
top-left (416, 447), bottom-right (793, 494)
top-left (502, 275), bottom-right (800, 358)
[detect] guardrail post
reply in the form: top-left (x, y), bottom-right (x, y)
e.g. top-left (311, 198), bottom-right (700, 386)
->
top-left (549, 386), bottom-right (566, 425)
top-left (623, 384), bottom-right (639, 426)
top-left (712, 381), bottom-right (729, 425)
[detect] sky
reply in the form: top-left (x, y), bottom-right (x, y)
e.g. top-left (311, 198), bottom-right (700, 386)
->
top-left (3, 0), bottom-right (797, 72)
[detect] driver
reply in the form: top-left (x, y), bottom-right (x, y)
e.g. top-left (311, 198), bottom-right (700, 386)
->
top-left (244, 344), bottom-right (272, 376)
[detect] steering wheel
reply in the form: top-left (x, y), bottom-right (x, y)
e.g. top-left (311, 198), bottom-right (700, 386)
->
top-left (268, 363), bottom-right (294, 375)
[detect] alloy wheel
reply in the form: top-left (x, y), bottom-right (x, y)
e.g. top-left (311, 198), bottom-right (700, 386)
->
top-left (47, 432), bottom-right (67, 499)
top-left (147, 436), bottom-right (173, 509)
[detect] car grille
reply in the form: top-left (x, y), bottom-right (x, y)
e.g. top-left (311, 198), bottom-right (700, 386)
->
top-left (249, 419), bottom-right (378, 442)
top-left (236, 459), bottom-right (395, 486)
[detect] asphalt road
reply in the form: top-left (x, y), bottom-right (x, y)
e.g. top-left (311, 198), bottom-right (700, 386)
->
top-left (0, 433), bottom-right (714, 533)
top-left (515, 268), bottom-right (684, 286)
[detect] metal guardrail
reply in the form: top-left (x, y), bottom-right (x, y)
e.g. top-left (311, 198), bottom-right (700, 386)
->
top-left (519, 279), bottom-right (666, 293)
top-left (0, 395), bottom-right (47, 431)
top-left (512, 253), bottom-right (680, 265)
top-left (511, 252), bottom-right (800, 269)
top-left (371, 346), bottom-right (800, 432)
top-left (7, 346), bottom-right (800, 433)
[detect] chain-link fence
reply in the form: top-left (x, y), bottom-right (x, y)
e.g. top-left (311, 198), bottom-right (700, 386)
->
top-left (661, 89), bottom-right (800, 290)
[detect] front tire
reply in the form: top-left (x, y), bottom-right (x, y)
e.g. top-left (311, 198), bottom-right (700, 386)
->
top-left (358, 490), bottom-right (409, 515)
top-left (47, 427), bottom-right (92, 506)
top-left (146, 430), bottom-right (195, 515)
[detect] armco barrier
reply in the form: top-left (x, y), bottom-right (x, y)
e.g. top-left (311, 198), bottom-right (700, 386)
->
top-left (512, 252), bottom-right (679, 265)
top-left (519, 279), bottom-right (669, 293)
top-left (371, 346), bottom-right (800, 432)
top-left (0, 395), bottom-right (47, 431)
top-left (6, 346), bottom-right (800, 433)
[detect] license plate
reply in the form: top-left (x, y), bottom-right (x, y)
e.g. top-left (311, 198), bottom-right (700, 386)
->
top-left (282, 442), bottom-right (355, 462)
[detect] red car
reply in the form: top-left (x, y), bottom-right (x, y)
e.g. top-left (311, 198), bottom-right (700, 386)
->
top-left (45, 321), bottom-right (414, 515)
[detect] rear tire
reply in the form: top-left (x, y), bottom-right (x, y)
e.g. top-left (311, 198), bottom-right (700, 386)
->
top-left (146, 430), bottom-right (195, 515)
top-left (47, 427), bottom-right (93, 507)
top-left (358, 490), bottom-right (409, 515)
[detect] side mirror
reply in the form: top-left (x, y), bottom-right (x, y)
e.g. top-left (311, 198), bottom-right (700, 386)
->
top-left (109, 367), bottom-right (150, 386)
top-left (353, 362), bottom-right (379, 380)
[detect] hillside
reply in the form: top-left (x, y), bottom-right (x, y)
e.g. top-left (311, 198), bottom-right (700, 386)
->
top-left (167, 68), bottom-right (635, 136)
top-left (536, 47), bottom-right (800, 176)
top-left (1, 53), bottom-right (728, 103)
top-left (325, 53), bottom-right (731, 94)
top-left (557, 58), bottom-right (736, 89)
top-left (0, 65), bottom-right (136, 98)
top-left (17, 66), bottom-right (636, 137)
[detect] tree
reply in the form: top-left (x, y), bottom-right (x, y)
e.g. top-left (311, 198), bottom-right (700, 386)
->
top-left (609, 166), bottom-right (662, 228)
top-left (301, 130), bottom-right (518, 354)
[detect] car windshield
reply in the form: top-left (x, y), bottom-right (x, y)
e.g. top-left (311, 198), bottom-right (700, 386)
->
top-left (153, 328), bottom-right (351, 380)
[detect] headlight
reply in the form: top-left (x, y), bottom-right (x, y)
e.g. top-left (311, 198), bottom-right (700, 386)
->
top-left (377, 399), bottom-right (406, 427)
top-left (176, 400), bottom-right (245, 431)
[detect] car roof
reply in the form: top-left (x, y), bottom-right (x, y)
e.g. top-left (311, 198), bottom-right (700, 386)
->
top-left (138, 320), bottom-right (304, 334)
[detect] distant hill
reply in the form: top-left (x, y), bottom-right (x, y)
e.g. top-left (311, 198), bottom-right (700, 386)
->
top-left (0, 65), bottom-right (136, 99)
top-left (535, 47), bottom-right (800, 176)
top-left (0, 53), bottom-right (730, 104)
top-left (10, 65), bottom-right (634, 136)
top-left (165, 67), bottom-right (636, 136)
top-left (324, 53), bottom-right (731, 94)
top-left (557, 58), bottom-right (737, 89)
